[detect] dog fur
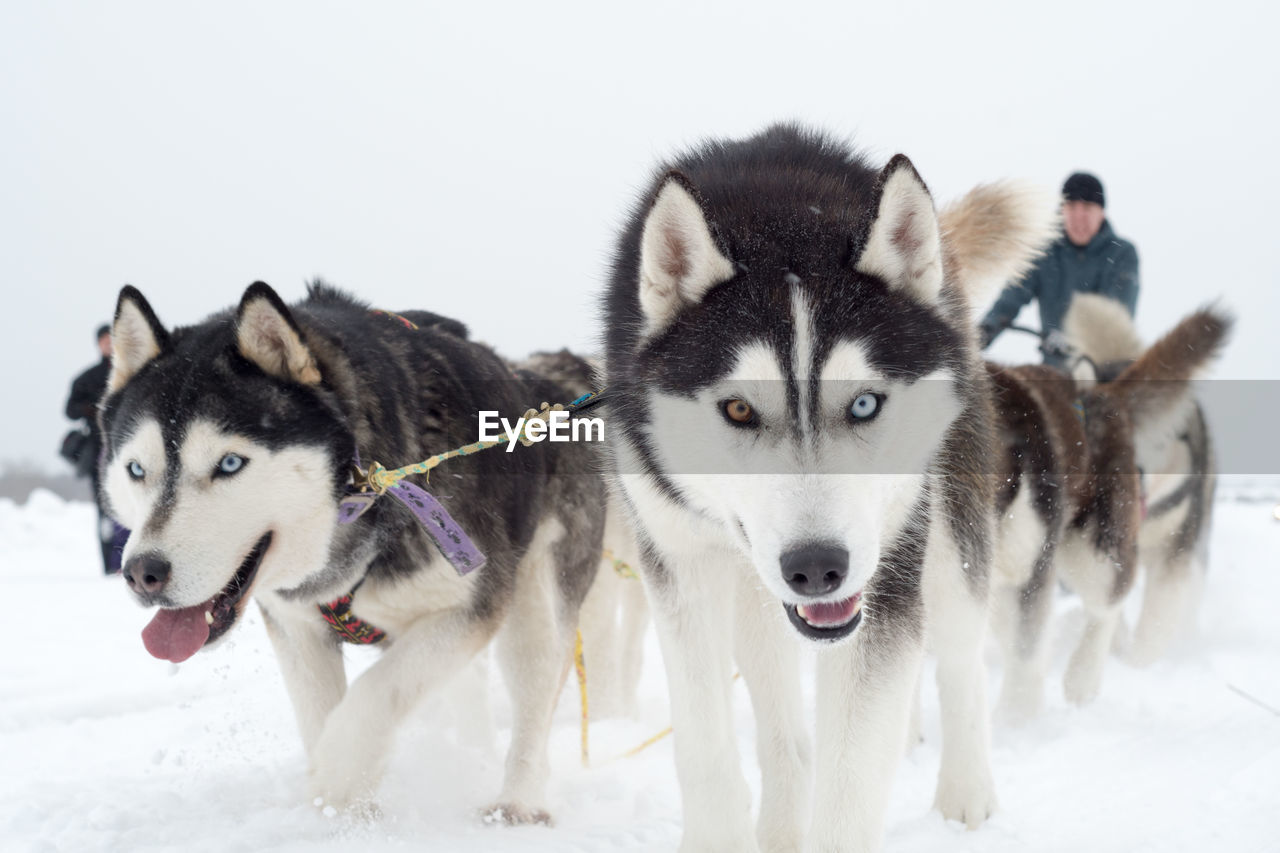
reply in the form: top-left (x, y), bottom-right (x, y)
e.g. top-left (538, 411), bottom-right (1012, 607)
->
top-left (600, 123), bottom-right (1056, 852)
top-left (100, 282), bottom-right (605, 822)
top-left (988, 301), bottom-right (1230, 718)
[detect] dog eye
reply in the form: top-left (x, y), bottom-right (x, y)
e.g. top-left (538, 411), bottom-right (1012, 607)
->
top-left (127, 460), bottom-right (145, 480)
top-left (848, 393), bottom-right (882, 422)
top-left (216, 453), bottom-right (247, 476)
top-left (722, 398), bottom-right (757, 427)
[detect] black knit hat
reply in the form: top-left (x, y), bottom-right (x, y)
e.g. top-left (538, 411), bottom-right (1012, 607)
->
top-left (1062, 172), bottom-right (1105, 207)
top-left (96, 323), bottom-right (111, 340)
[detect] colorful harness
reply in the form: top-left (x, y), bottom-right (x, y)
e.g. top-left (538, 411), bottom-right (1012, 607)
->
top-left (314, 307), bottom-right (607, 645)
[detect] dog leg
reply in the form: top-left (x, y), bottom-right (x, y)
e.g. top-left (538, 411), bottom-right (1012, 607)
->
top-left (735, 579), bottom-right (809, 853)
top-left (1064, 607), bottom-right (1121, 704)
top-left (487, 547), bottom-right (578, 826)
top-left (905, 671), bottom-right (923, 754)
top-left (258, 597), bottom-right (346, 757)
top-left (446, 649), bottom-right (496, 755)
top-left (809, 627), bottom-right (923, 852)
top-left (648, 553), bottom-right (757, 853)
top-left (617, 576), bottom-right (651, 717)
top-left (1059, 530), bottom-right (1128, 705)
top-left (1128, 553), bottom-right (1198, 667)
top-left (994, 549), bottom-right (1054, 724)
top-left (577, 563), bottom-right (623, 718)
top-left (925, 523), bottom-right (998, 829)
top-left (308, 607), bottom-right (494, 812)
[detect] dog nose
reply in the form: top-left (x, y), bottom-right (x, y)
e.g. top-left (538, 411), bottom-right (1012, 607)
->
top-left (780, 544), bottom-right (849, 597)
top-left (124, 553), bottom-right (171, 597)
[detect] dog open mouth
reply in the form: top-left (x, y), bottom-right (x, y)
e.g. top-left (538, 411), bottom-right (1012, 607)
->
top-left (141, 532), bottom-right (272, 663)
top-left (784, 591), bottom-right (863, 642)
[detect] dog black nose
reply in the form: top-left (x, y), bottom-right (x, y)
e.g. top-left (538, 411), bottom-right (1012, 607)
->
top-left (124, 553), bottom-right (171, 597)
top-left (780, 544), bottom-right (849, 597)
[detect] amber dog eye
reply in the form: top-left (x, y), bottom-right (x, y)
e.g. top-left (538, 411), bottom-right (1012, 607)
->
top-left (723, 398), bottom-right (756, 426)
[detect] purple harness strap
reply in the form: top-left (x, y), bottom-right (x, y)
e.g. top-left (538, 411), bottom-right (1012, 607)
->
top-left (338, 455), bottom-right (486, 576)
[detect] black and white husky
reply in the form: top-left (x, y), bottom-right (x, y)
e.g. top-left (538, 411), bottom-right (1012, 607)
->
top-left (99, 282), bottom-right (605, 822)
top-left (600, 124), bottom-right (1057, 851)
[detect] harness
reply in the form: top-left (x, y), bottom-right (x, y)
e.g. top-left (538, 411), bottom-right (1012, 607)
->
top-left (316, 308), bottom-right (608, 644)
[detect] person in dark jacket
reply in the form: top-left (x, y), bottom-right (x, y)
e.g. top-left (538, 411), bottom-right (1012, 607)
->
top-left (979, 172), bottom-right (1139, 367)
top-left (65, 324), bottom-right (125, 573)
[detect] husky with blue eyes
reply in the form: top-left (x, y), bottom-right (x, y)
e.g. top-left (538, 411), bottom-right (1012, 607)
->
top-left (98, 281), bottom-right (605, 823)
top-left (601, 124), bottom-right (1058, 852)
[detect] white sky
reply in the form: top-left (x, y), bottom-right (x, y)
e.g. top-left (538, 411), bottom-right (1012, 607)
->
top-left (3, 0), bottom-right (1278, 471)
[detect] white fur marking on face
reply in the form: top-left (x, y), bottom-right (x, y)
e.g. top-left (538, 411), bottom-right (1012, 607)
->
top-left (818, 341), bottom-right (879, 388)
top-left (856, 160), bottom-right (943, 304)
top-left (102, 420), bottom-right (165, 534)
top-left (121, 419), bottom-right (339, 607)
top-left (638, 179), bottom-right (736, 336)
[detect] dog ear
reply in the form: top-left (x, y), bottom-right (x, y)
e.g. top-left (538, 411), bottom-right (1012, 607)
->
top-left (108, 286), bottom-right (169, 393)
top-left (637, 172), bottom-right (736, 336)
top-left (235, 282), bottom-right (322, 385)
top-left (855, 155), bottom-right (943, 304)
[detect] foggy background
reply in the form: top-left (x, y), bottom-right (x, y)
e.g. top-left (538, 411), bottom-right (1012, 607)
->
top-left (4, 0), bottom-right (1278, 477)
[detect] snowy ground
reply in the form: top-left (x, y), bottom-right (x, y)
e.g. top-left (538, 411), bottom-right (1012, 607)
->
top-left (3, 484), bottom-right (1279, 853)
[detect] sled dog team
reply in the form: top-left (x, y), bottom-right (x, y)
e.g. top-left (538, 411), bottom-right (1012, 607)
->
top-left (100, 124), bottom-right (1229, 851)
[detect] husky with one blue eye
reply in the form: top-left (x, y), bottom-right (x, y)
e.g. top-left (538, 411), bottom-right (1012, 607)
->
top-left (600, 124), bottom-right (1058, 852)
top-left (99, 281), bottom-right (605, 824)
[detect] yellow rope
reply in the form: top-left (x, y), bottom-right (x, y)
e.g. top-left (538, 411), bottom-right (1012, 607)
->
top-left (600, 548), bottom-right (639, 580)
top-left (574, 628), bottom-right (589, 768)
top-left (357, 401), bottom-right (582, 495)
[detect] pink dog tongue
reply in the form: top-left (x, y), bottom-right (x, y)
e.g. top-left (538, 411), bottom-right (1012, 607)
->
top-left (799, 596), bottom-right (860, 626)
top-left (142, 605), bottom-right (211, 663)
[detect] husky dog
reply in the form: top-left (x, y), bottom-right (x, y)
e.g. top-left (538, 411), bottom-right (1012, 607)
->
top-left (987, 303), bottom-right (1230, 718)
top-left (517, 349), bottom-right (651, 719)
top-left (99, 282), bottom-right (605, 822)
top-left (1063, 294), bottom-right (1223, 666)
top-left (601, 124), bottom-right (1057, 851)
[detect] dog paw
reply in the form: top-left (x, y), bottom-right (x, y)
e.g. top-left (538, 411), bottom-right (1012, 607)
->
top-left (1063, 658), bottom-right (1103, 706)
top-left (310, 792), bottom-right (382, 822)
top-left (934, 771), bottom-right (997, 830)
top-left (480, 803), bottom-right (553, 827)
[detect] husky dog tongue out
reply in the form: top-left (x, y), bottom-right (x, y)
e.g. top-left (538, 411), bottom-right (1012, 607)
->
top-left (601, 123), bottom-right (1058, 851)
top-left (99, 281), bottom-right (606, 824)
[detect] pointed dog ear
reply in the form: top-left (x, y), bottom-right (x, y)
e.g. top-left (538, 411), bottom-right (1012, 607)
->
top-left (637, 172), bottom-right (736, 337)
top-left (855, 154), bottom-right (944, 304)
top-left (235, 282), bottom-right (322, 385)
top-left (108, 286), bottom-right (169, 392)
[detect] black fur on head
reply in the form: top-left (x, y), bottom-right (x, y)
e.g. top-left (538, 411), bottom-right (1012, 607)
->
top-left (602, 123), bottom-right (964, 396)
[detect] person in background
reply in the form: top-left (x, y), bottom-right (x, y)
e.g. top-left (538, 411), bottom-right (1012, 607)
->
top-left (979, 172), bottom-right (1140, 367)
top-left (64, 324), bottom-right (125, 573)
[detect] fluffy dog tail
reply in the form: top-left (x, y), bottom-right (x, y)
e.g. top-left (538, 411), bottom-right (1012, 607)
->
top-left (940, 180), bottom-right (1060, 311)
top-left (1062, 292), bottom-right (1146, 368)
top-left (1097, 306), bottom-right (1232, 446)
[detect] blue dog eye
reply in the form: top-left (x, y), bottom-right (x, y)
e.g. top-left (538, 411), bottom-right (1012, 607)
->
top-left (849, 393), bottom-right (880, 421)
top-left (127, 460), bottom-right (145, 480)
top-left (218, 453), bottom-right (246, 475)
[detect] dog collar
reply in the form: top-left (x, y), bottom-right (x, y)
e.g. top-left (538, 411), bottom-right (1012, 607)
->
top-left (317, 585), bottom-right (386, 645)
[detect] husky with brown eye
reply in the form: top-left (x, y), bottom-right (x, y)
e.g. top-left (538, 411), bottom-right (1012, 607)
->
top-left (601, 123), bottom-right (1060, 852)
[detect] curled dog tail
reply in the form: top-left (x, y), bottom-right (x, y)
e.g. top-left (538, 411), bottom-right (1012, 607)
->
top-left (1062, 292), bottom-right (1146, 369)
top-left (940, 180), bottom-right (1060, 313)
top-left (1098, 306), bottom-right (1232, 445)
